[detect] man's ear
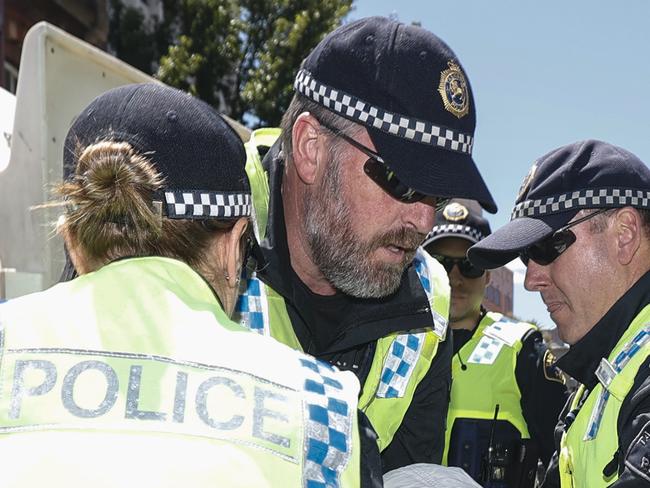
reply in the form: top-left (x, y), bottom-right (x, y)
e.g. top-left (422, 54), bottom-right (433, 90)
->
top-left (291, 112), bottom-right (324, 185)
top-left (615, 207), bottom-right (642, 265)
top-left (484, 270), bottom-right (491, 286)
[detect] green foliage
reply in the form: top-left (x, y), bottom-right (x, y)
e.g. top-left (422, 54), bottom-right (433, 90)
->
top-left (157, 35), bottom-right (205, 96)
top-left (238, 0), bottom-right (352, 125)
top-left (108, 0), bottom-right (353, 127)
top-left (158, 0), bottom-right (243, 111)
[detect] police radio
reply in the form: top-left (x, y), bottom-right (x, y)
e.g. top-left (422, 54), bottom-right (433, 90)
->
top-left (480, 404), bottom-right (538, 488)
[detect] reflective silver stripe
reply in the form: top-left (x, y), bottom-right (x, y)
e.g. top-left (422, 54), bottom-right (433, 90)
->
top-left (6, 347), bottom-right (297, 392)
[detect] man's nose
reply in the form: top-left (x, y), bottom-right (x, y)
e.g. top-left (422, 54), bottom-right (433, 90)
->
top-left (402, 198), bottom-right (436, 235)
top-left (523, 259), bottom-right (550, 291)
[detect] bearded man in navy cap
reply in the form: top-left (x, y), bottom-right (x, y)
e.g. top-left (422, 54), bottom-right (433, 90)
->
top-left (235, 16), bottom-right (496, 473)
top-left (469, 140), bottom-right (650, 487)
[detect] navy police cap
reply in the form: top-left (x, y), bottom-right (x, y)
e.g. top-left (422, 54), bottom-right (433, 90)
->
top-left (294, 16), bottom-right (497, 213)
top-left (468, 140), bottom-right (650, 269)
top-left (64, 83), bottom-right (250, 221)
top-left (423, 200), bottom-right (492, 248)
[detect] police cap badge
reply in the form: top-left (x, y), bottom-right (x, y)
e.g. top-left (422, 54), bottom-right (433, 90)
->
top-left (438, 61), bottom-right (469, 119)
top-left (517, 162), bottom-right (538, 202)
top-left (442, 202), bottom-right (469, 222)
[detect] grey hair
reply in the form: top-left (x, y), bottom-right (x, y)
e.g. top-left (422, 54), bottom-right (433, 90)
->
top-left (588, 207), bottom-right (650, 238)
top-left (279, 93), bottom-right (362, 168)
top-left (587, 208), bottom-right (618, 233)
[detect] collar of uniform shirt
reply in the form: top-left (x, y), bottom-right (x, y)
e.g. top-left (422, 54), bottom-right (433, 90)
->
top-left (556, 269), bottom-right (650, 389)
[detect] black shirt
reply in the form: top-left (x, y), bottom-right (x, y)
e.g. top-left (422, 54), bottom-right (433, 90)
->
top-left (542, 270), bottom-right (650, 487)
top-left (255, 141), bottom-right (453, 474)
top-left (452, 311), bottom-right (567, 466)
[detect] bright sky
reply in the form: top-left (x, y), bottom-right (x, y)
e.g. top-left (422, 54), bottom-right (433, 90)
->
top-left (351, 0), bottom-right (650, 329)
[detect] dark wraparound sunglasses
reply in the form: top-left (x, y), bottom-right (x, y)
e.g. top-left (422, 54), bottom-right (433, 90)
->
top-left (519, 208), bottom-right (610, 266)
top-left (430, 254), bottom-right (486, 279)
top-left (318, 120), bottom-right (448, 209)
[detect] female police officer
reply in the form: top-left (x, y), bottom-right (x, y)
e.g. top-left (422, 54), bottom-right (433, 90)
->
top-left (0, 83), bottom-right (365, 487)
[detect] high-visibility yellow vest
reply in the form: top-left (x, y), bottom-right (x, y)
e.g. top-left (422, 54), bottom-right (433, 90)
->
top-left (559, 305), bottom-right (650, 488)
top-left (236, 129), bottom-right (451, 452)
top-left (443, 312), bottom-right (535, 464)
top-left (0, 257), bottom-right (361, 487)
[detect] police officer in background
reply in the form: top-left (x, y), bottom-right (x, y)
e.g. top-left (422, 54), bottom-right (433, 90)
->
top-left (237, 16), bottom-right (496, 472)
top-left (469, 140), bottom-right (650, 487)
top-left (0, 84), bottom-right (373, 487)
top-left (423, 201), bottom-right (567, 488)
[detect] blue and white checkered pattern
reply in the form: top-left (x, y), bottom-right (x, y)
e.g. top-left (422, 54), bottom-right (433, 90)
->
top-left (300, 357), bottom-right (352, 488)
top-left (375, 251), bottom-right (449, 399)
top-left (413, 250), bottom-right (448, 340)
top-left (164, 190), bottom-right (252, 219)
top-left (483, 318), bottom-right (534, 348)
top-left (294, 69), bottom-right (473, 156)
top-left (414, 254), bottom-right (432, 294)
top-left (585, 325), bottom-right (650, 440)
top-left (511, 188), bottom-right (650, 220)
top-left (376, 332), bottom-right (426, 399)
top-left (467, 335), bottom-right (505, 365)
top-left (233, 269), bottom-right (269, 335)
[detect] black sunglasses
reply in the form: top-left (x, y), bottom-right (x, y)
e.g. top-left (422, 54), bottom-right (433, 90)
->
top-left (430, 254), bottom-right (485, 279)
top-left (519, 208), bottom-right (610, 266)
top-left (318, 120), bottom-right (448, 209)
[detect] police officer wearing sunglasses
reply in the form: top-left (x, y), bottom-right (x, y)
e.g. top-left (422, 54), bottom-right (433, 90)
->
top-left (424, 201), bottom-right (567, 488)
top-left (236, 16), bottom-right (496, 474)
top-left (469, 140), bottom-right (650, 488)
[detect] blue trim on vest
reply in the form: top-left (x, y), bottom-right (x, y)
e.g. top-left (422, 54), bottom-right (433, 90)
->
top-left (376, 253), bottom-right (434, 399)
top-left (586, 326), bottom-right (650, 440)
top-left (376, 333), bottom-right (424, 399)
top-left (300, 357), bottom-right (353, 488)
top-left (234, 269), bottom-right (266, 333)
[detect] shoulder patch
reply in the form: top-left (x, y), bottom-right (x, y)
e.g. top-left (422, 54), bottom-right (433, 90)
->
top-left (625, 420), bottom-right (650, 483)
top-left (543, 350), bottom-right (566, 385)
top-left (483, 319), bottom-right (535, 347)
top-left (467, 335), bottom-right (505, 365)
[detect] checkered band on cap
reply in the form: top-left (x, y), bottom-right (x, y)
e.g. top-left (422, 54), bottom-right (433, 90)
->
top-left (294, 69), bottom-right (473, 156)
top-left (511, 188), bottom-right (650, 220)
top-left (300, 357), bottom-right (353, 488)
top-left (164, 190), bottom-right (252, 219)
top-left (429, 224), bottom-right (485, 242)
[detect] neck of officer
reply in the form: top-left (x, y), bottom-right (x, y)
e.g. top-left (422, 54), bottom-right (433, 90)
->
top-left (281, 167), bottom-right (337, 296)
top-left (450, 305), bottom-right (484, 331)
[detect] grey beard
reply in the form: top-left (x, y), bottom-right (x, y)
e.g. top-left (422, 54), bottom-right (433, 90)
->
top-left (303, 159), bottom-right (417, 298)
